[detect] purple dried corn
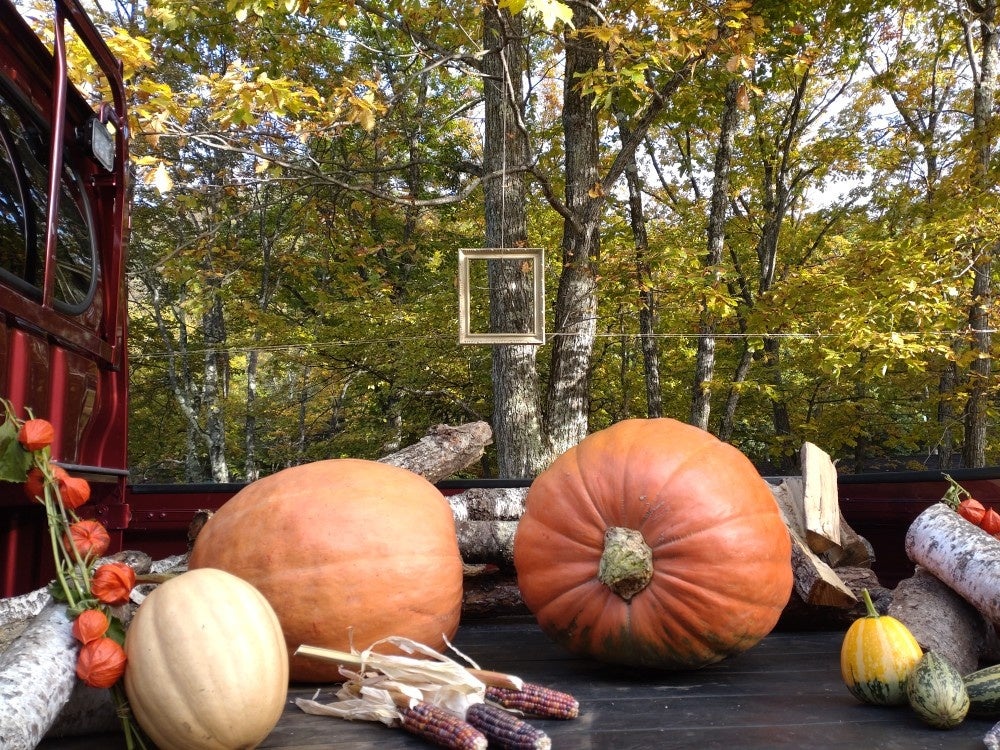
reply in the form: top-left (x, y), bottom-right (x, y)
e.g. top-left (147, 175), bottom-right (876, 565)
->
top-left (466, 702), bottom-right (551, 750)
top-left (398, 702), bottom-right (488, 750)
top-left (485, 682), bottom-right (580, 719)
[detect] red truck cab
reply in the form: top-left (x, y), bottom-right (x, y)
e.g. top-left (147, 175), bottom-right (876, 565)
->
top-left (0, 0), bottom-right (130, 595)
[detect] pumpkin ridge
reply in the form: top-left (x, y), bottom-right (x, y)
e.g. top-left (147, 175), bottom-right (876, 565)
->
top-left (632, 427), bottom-right (740, 526)
top-left (518, 506), bottom-right (608, 555)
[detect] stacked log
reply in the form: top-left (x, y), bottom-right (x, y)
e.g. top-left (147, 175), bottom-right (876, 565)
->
top-left (769, 443), bottom-right (886, 629)
top-left (893, 503), bottom-right (1000, 671)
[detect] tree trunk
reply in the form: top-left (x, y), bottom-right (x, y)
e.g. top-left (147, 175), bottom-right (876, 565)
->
top-left (202, 288), bottom-right (229, 482)
top-left (937, 358), bottom-right (958, 469)
top-left (482, 5), bottom-right (547, 477)
top-left (616, 113), bottom-right (661, 419)
top-left (963, 0), bottom-right (998, 468)
top-left (691, 79), bottom-right (740, 430)
top-left (719, 341), bottom-right (754, 442)
top-left (544, 5), bottom-right (603, 457)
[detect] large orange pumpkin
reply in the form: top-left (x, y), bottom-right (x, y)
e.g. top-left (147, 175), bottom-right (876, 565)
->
top-left (513, 418), bottom-right (792, 670)
top-left (188, 458), bottom-right (464, 682)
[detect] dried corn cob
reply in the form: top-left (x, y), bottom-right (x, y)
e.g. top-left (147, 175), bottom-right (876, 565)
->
top-left (466, 702), bottom-right (552, 750)
top-left (485, 682), bottom-right (580, 719)
top-left (398, 701), bottom-right (488, 750)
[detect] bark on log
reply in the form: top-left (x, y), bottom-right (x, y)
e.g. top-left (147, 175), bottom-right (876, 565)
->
top-left (448, 487), bottom-right (527, 521)
top-left (0, 603), bottom-right (78, 750)
top-left (462, 574), bottom-right (527, 619)
top-left (455, 520), bottom-right (518, 567)
top-left (905, 502), bottom-right (1000, 624)
top-left (889, 568), bottom-right (993, 677)
top-left (0, 586), bottom-right (52, 629)
top-left (1, 587), bottom-right (52, 653)
top-left (378, 421), bottom-right (493, 482)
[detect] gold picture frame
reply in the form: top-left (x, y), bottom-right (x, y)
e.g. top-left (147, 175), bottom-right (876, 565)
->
top-left (457, 247), bottom-right (545, 345)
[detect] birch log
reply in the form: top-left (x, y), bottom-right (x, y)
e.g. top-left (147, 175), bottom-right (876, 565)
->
top-left (448, 487), bottom-right (527, 521)
top-left (0, 586), bottom-right (51, 629)
top-left (0, 603), bottom-right (78, 750)
top-left (905, 502), bottom-right (1000, 624)
top-left (455, 520), bottom-right (519, 566)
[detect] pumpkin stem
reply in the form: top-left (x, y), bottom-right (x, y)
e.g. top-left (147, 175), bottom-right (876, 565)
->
top-left (598, 527), bottom-right (653, 600)
top-left (861, 588), bottom-right (879, 618)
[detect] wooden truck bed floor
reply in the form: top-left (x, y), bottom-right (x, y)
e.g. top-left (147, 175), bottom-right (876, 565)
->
top-left (37, 618), bottom-right (995, 750)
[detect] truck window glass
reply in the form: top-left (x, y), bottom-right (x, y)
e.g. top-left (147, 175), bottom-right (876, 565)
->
top-left (0, 88), bottom-right (97, 312)
top-left (0, 103), bottom-right (32, 284)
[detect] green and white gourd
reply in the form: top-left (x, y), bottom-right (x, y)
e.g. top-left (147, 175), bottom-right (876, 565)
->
top-left (907, 651), bottom-right (969, 729)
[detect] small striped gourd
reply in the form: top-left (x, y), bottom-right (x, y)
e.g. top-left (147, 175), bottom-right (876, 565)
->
top-left (839, 588), bottom-right (923, 706)
top-left (963, 663), bottom-right (1000, 717)
top-left (907, 651), bottom-right (969, 728)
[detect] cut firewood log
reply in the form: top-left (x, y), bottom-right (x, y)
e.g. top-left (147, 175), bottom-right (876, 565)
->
top-left (905, 502), bottom-right (1000, 625)
top-left (821, 517), bottom-right (875, 569)
top-left (770, 479), bottom-right (857, 608)
top-left (378, 421), bottom-right (493, 483)
top-left (44, 681), bottom-right (118, 738)
top-left (889, 567), bottom-right (995, 677)
top-left (800, 442), bottom-right (841, 552)
top-left (778, 566), bottom-right (887, 629)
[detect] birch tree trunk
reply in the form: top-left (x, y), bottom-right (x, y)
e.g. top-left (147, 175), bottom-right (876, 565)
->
top-left (691, 78), bottom-right (740, 430)
top-left (616, 113), bottom-right (662, 419)
top-left (202, 288), bottom-right (229, 482)
top-left (544, 1), bottom-right (603, 457)
top-left (482, 5), bottom-right (547, 477)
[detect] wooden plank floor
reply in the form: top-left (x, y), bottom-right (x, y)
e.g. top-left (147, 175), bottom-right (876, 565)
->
top-left (39, 619), bottom-right (997, 749)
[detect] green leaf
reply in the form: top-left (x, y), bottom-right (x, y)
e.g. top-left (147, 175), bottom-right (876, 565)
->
top-left (0, 419), bottom-right (31, 483)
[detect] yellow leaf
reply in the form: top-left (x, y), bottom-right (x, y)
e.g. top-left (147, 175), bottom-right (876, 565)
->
top-left (736, 82), bottom-right (749, 110)
top-left (150, 161), bottom-right (173, 194)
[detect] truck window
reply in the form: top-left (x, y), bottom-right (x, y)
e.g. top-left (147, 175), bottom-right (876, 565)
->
top-left (0, 86), bottom-right (97, 314)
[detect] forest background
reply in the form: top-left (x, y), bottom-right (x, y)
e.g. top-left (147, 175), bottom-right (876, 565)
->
top-left (30, 0), bottom-right (1000, 481)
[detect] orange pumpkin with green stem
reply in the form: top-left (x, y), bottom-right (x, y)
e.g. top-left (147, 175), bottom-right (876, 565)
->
top-left (513, 418), bottom-right (793, 670)
top-left (189, 458), bottom-right (464, 681)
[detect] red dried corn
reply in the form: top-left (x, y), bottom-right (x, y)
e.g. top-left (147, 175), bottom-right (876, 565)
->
top-left (398, 702), bottom-right (487, 750)
top-left (485, 683), bottom-right (580, 719)
top-left (466, 702), bottom-right (551, 750)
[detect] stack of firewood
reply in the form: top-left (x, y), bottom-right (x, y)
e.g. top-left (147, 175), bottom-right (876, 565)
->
top-left (768, 442), bottom-right (884, 627)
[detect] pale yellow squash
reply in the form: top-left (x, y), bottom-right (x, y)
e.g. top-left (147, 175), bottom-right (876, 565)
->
top-left (124, 568), bottom-right (289, 750)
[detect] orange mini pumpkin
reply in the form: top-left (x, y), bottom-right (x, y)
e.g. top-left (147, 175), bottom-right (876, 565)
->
top-left (514, 418), bottom-right (793, 670)
top-left (189, 458), bottom-right (464, 681)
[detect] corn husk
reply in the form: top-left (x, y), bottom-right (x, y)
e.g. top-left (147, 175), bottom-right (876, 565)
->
top-left (295, 636), bottom-right (487, 722)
